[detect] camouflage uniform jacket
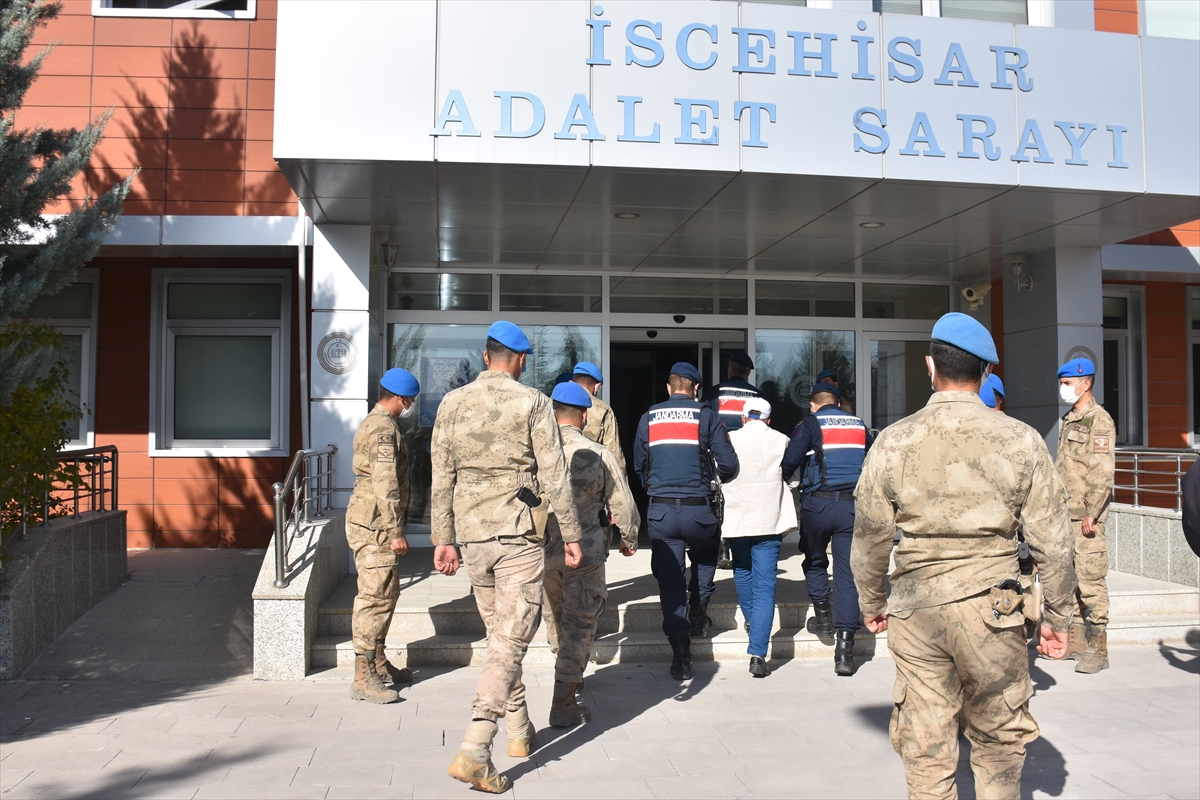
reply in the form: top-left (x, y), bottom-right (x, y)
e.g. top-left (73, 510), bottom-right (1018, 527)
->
top-left (346, 404), bottom-right (409, 535)
top-left (545, 424), bottom-right (639, 566)
top-left (582, 393), bottom-right (627, 474)
top-left (851, 391), bottom-right (1076, 631)
top-left (430, 370), bottom-right (583, 546)
top-left (1055, 398), bottom-right (1115, 522)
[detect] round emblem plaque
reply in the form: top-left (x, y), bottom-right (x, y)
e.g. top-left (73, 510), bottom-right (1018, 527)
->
top-left (317, 331), bottom-right (359, 375)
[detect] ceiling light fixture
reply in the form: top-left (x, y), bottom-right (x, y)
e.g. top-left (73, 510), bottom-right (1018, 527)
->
top-left (614, 212), bottom-right (640, 219)
top-left (859, 221), bottom-right (884, 229)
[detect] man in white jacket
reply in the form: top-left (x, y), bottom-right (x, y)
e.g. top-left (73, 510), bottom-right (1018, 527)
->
top-left (722, 398), bottom-right (799, 677)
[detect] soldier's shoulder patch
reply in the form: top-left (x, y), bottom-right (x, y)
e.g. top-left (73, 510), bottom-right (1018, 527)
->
top-left (1093, 436), bottom-right (1110, 453)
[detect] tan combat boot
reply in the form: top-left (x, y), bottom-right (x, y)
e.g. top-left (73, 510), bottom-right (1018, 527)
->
top-left (1075, 626), bottom-right (1109, 674)
top-left (448, 720), bottom-right (509, 794)
top-left (548, 680), bottom-right (591, 727)
top-left (350, 652), bottom-right (399, 704)
top-left (374, 644), bottom-right (412, 684)
top-left (505, 701), bottom-right (536, 757)
top-left (1063, 622), bottom-right (1089, 661)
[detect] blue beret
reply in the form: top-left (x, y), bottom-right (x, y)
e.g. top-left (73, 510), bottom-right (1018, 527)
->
top-left (573, 361), bottom-right (604, 382)
top-left (979, 382), bottom-right (997, 408)
top-left (811, 381), bottom-right (841, 401)
top-left (551, 381), bottom-right (592, 408)
top-left (487, 320), bottom-right (532, 353)
top-left (815, 368), bottom-right (837, 383)
top-left (729, 350), bottom-right (754, 369)
top-left (1057, 358), bottom-right (1095, 378)
top-left (380, 368), bottom-right (419, 397)
top-left (931, 312), bottom-right (998, 364)
top-left (669, 362), bottom-right (702, 384)
top-left (988, 373), bottom-right (1005, 398)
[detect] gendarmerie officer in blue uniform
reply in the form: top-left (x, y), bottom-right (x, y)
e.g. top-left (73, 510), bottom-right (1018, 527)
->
top-left (633, 362), bottom-right (739, 680)
top-left (704, 350), bottom-right (761, 433)
top-left (781, 381), bottom-right (873, 676)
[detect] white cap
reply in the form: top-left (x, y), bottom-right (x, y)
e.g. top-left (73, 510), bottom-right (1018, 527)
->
top-left (743, 397), bottom-right (772, 420)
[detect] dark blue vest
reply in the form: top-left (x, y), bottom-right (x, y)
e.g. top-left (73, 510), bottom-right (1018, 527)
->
top-left (801, 408), bottom-right (869, 492)
top-left (645, 395), bottom-right (704, 495)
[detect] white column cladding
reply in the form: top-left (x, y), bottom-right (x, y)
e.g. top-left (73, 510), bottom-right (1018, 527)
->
top-left (310, 224), bottom-right (372, 509)
top-left (1003, 247), bottom-right (1104, 455)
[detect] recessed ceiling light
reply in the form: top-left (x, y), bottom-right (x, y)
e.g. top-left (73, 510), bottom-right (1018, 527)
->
top-left (614, 212), bottom-right (640, 220)
top-left (859, 221), bottom-right (884, 229)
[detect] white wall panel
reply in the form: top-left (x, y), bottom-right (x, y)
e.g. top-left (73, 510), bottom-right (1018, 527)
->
top-left (312, 225), bottom-right (370, 312)
top-left (1142, 36), bottom-right (1200, 198)
top-left (310, 399), bottom-right (370, 497)
top-left (310, 311), bottom-right (370, 401)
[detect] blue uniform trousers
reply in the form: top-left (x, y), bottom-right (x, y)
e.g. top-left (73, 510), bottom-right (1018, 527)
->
top-left (800, 493), bottom-right (861, 633)
top-left (646, 498), bottom-right (720, 640)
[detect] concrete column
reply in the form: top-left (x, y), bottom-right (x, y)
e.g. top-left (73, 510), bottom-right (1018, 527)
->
top-left (309, 224), bottom-right (372, 509)
top-left (1003, 247), bottom-right (1104, 454)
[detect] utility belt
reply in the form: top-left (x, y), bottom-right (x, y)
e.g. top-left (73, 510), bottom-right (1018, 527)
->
top-left (650, 496), bottom-right (709, 506)
top-left (988, 576), bottom-right (1043, 640)
top-left (805, 489), bottom-right (854, 502)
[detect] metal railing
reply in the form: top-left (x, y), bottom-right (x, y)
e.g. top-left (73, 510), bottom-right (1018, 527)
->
top-left (271, 444), bottom-right (337, 588)
top-left (3, 445), bottom-right (119, 563)
top-left (1112, 449), bottom-right (1197, 512)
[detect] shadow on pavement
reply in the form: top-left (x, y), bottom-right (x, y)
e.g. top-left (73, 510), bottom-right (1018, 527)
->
top-left (1158, 629), bottom-right (1200, 674)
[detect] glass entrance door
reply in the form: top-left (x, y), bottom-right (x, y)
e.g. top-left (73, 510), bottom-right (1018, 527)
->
top-left (865, 337), bottom-right (931, 432)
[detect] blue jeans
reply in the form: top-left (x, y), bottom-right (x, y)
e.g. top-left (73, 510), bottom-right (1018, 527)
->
top-left (729, 535), bottom-right (782, 658)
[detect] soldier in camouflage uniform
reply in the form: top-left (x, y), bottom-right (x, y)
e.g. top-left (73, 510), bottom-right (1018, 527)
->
top-left (431, 321), bottom-right (583, 795)
top-left (345, 368), bottom-right (420, 704)
top-left (572, 361), bottom-right (627, 474)
top-left (852, 313), bottom-right (1076, 800)
top-left (1054, 357), bottom-right (1116, 674)
top-left (543, 381), bottom-right (638, 727)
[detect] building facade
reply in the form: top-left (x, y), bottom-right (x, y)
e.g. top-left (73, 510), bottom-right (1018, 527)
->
top-left (23, 0), bottom-right (1200, 547)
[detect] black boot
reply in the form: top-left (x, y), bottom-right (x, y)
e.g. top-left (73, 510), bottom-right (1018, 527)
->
top-left (716, 538), bottom-right (732, 569)
top-left (834, 630), bottom-right (856, 676)
top-left (669, 636), bottom-right (693, 680)
top-left (807, 600), bottom-right (834, 638)
top-left (748, 656), bottom-right (771, 678)
top-left (689, 601), bottom-right (712, 638)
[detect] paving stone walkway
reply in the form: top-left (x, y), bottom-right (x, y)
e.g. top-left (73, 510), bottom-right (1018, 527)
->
top-left (1, 551), bottom-right (1197, 799)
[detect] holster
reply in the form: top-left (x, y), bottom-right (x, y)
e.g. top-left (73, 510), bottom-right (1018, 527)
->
top-left (517, 486), bottom-right (549, 542)
top-left (1021, 570), bottom-right (1044, 639)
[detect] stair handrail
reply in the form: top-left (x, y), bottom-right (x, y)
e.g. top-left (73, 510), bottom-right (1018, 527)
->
top-left (271, 444), bottom-right (337, 589)
top-left (1112, 448), bottom-right (1197, 513)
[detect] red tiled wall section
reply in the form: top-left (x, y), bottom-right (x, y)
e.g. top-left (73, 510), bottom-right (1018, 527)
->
top-left (1123, 220), bottom-right (1200, 248)
top-left (1094, 0), bottom-right (1140, 33)
top-left (20, 0), bottom-right (294, 217)
top-left (1144, 283), bottom-right (1191, 449)
top-left (89, 256), bottom-right (302, 548)
top-left (990, 278), bottom-right (1004, 378)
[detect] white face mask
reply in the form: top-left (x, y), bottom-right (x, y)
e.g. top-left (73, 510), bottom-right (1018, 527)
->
top-left (398, 401), bottom-right (417, 419)
top-left (1058, 383), bottom-right (1079, 404)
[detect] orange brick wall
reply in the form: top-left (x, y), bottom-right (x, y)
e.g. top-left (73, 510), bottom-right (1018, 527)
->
top-left (1144, 283), bottom-right (1192, 449)
top-left (1124, 220), bottom-right (1200, 248)
top-left (1094, 0), bottom-right (1140, 33)
top-left (20, 0), bottom-right (293, 217)
top-left (90, 256), bottom-right (303, 549)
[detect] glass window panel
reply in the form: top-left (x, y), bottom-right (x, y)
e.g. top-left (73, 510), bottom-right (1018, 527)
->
top-left (388, 323), bottom-right (601, 532)
top-left (610, 277), bottom-right (747, 315)
top-left (58, 335), bottom-right (83, 441)
top-left (1103, 297), bottom-right (1129, 330)
top-left (1190, 297), bottom-right (1199, 331)
top-left (168, 283), bottom-right (281, 320)
top-left (755, 329), bottom-right (856, 436)
top-left (500, 274), bottom-right (602, 313)
top-left (940, 0), bottom-right (1027, 24)
top-left (863, 284), bottom-right (948, 320)
top-left (873, 0), bottom-right (922, 14)
top-left (871, 340), bottom-right (931, 430)
top-left (174, 335), bottom-right (272, 439)
top-left (25, 282), bottom-right (92, 320)
top-left (755, 280), bottom-right (854, 317)
top-left (387, 272), bottom-right (491, 311)
top-left (1145, 0), bottom-right (1200, 40)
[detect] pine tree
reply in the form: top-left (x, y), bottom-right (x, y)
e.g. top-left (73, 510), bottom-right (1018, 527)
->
top-left (0, 0), bottom-right (133, 402)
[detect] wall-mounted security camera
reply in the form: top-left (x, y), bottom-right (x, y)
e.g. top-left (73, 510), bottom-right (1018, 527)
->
top-left (962, 281), bottom-right (992, 311)
top-left (646, 330), bottom-right (658, 339)
top-left (673, 315), bottom-right (686, 324)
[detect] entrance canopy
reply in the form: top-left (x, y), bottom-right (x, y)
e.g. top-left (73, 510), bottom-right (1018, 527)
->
top-left (275, 1), bottom-right (1200, 281)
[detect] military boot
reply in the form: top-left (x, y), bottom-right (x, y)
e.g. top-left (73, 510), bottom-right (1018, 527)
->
top-left (349, 652), bottom-right (399, 704)
top-left (834, 630), bottom-right (856, 676)
top-left (689, 601), bottom-right (713, 638)
top-left (1075, 626), bottom-right (1109, 674)
top-left (1064, 622), bottom-right (1089, 661)
top-left (374, 644), bottom-right (412, 684)
top-left (807, 600), bottom-right (834, 639)
top-left (669, 635), bottom-right (693, 681)
top-left (448, 720), bottom-right (509, 794)
top-left (505, 701), bottom-right (536, 757)
top-left (549, 680), bottom-right (591, 727)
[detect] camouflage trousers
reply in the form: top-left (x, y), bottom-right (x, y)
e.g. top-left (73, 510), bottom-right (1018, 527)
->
top-left (1073, 520), bottom-right (1109, 628)
top-left (345, 520), bottom-right (400, 654)
top-left (544, 559), bottom-right (607, 684)
top-left (461, 536), bottom-right (544, 721)
top-left (888, 593), bottom-right (1038, 800)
